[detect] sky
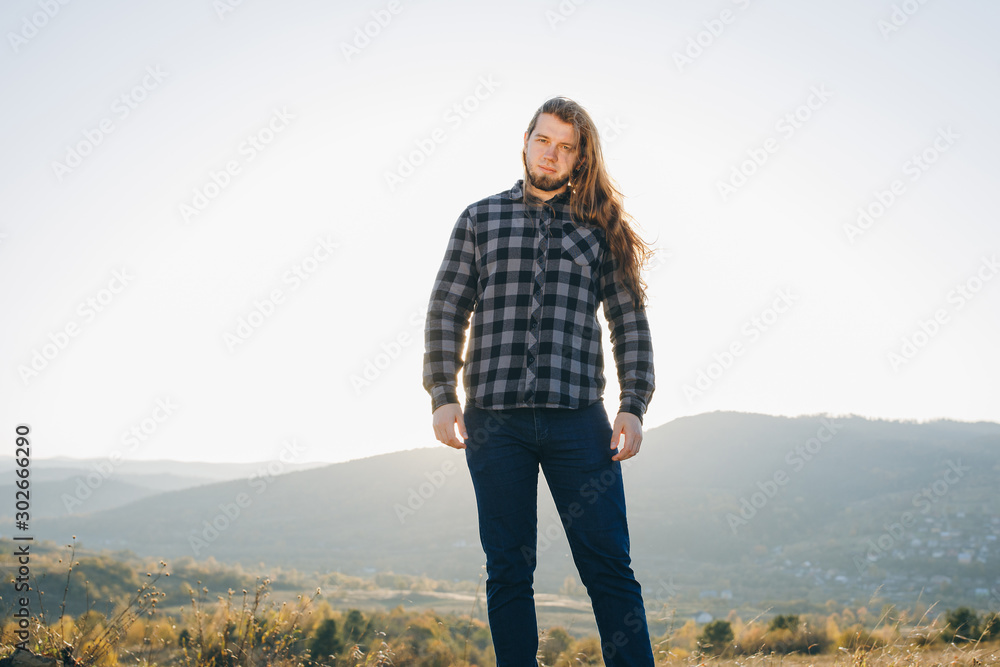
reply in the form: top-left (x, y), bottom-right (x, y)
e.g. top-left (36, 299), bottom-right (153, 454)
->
top-left (2, 0), bottom-right (998, 464)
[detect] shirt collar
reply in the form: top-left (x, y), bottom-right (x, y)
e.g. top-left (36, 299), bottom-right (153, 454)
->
top-left (511, 179), bottom-right (572, 207)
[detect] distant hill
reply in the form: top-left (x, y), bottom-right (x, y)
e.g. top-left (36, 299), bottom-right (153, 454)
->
top-left (0, 474), bottom-right (207, 517)
top-left (0, 456), bottom-right (326, 481)
top-left (0, 458), bottom-right (327, 517)
top-left (19, 412), bottom-right (1000, 614)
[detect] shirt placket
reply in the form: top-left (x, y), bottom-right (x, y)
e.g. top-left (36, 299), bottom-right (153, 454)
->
top-left (524, 205), bottom-right (550, 405)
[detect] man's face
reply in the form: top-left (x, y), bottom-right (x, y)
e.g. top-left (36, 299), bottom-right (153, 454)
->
top-left (523, 113), bottom-right (581, 195)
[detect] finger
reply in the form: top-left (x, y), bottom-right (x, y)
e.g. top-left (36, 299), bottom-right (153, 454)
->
top-left (613, 429), bottom-right (642, 461)
top-left (437, 429), bottom-right (463, 449)
top-left (610, 422), bottom-right (623, 449)
top-left (442, 428), bottom-right (465, 449)
top-left (612, 443), bottom-right (631, 461)
top-left (611, 433), bottom-right (627, 460)
top-left (445, 417), bottom-right (466, 449)
top-left (456, 412), bottom-right (469, 440)
top-left (433, 419), bottom-right (457, 448)
top-left (613, 444), bottom-right (635, 461)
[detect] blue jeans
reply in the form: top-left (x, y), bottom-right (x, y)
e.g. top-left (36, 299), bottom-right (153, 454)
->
top-left (463, 401), bottom-right (655, 667)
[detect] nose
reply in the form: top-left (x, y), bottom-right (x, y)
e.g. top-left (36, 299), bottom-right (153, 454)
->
top-left (542, 144), bottom-right (557, 162)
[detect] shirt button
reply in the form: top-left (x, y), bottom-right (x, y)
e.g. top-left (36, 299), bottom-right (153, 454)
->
top-left (530, 319), bottom-right (537, 330)
top-left (527, 354), bottom-right (534, 365)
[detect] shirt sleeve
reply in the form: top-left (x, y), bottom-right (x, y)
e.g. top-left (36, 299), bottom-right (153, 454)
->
top-left (598, 245), bottom-right (655, 423)
top-left (422, 210), bottom-right (479, 413)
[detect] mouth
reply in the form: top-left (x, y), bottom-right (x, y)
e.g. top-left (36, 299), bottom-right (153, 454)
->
top-left (538, 165), bottom-right (556, 173)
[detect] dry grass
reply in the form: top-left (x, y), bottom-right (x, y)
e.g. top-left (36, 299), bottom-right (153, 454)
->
top-left (5, 541), bottom-right (999, 667)
top-left (654, 642), bottom-right (1000, 667)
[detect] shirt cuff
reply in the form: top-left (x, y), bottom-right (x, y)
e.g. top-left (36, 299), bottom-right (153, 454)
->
top-left (430, 385), bottom-right (460, 413)
top-left (618, 396), bottom-right (646, 424)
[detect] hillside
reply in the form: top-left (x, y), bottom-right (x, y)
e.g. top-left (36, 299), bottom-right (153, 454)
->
top-left (19, 412), bottom-right (1000, 615)
top-left (0, 458), bottom-right (328, 515)
top-left (0, 473), bottom-right (204, 516)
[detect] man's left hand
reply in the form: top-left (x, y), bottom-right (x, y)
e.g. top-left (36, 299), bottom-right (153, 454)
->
top-left (610, 412), bottom-right (643, 461)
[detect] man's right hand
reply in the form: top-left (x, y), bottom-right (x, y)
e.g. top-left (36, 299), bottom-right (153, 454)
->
top-left (432, 403), bottom-right (467, 449)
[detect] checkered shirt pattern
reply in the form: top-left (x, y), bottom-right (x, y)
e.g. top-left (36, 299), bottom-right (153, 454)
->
top-left (422, 179), bottom-right (654, 422)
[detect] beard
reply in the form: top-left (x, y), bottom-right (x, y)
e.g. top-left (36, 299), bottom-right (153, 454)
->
top-left (525, 164), bottom-right (570, 193)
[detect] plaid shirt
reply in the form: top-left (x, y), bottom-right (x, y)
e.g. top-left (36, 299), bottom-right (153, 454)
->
top-left (422, 179), bottom-right (654, 422)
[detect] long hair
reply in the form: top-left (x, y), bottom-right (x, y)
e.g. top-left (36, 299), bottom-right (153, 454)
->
top-left (522, 96), bottom-right (653, 308)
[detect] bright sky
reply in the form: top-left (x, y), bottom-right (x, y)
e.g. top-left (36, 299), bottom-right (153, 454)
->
top-left (2, 0), bottom-right (998, 463)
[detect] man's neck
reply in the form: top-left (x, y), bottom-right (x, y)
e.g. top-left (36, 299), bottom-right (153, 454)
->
top-left (524, 182), bottom-right (568, 204)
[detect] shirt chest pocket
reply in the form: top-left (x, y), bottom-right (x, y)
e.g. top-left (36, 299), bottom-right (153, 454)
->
top-left (561, 225), bottom-right (602, 270)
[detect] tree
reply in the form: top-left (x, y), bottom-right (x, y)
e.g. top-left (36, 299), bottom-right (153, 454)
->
top-left (698, 620), bottom-right (734, 654)
top-left (309, 619), bottom-right (344, 665)
top-left (539, 627), bottom-right (573, 665)
top-left (942, 607), bottom-right (980, 643)
top-left (768, 614), bottom-right (800, 632)
top-left (343, 609), bottom-right (370, 646)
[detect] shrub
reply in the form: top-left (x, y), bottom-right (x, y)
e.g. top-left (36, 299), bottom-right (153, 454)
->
top-left (308, 619), bottom-right (343, 666)
top-left (698, 620), bottom-right (734, 655)
top-left (942, 607), bottom-right (980, 644)
top-left (768, 614), bottom-right (800, 632)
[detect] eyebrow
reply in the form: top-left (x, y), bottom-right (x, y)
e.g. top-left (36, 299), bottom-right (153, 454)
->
top-left (534, 132), bottom-right (577, 148)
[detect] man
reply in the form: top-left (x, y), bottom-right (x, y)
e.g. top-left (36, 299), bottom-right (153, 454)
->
top-left (422, 97), bottom-right (656, 666)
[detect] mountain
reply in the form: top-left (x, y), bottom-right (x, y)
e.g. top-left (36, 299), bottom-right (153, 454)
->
top-left (0, 458), bottom-right (327, 516)
top-left (18, 412), bottom-right (1000, 613)
top-left (0, 456), bottom-right (326, 481)
top-left (1, 474), bottom-right (206, 517)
